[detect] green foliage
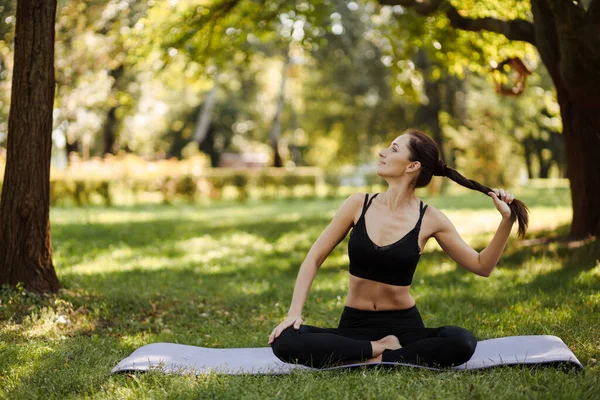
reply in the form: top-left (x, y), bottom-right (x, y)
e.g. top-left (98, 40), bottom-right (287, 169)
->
top-left (44, 167), bottom-right (325, 205)
top-left (174, 175), bottom-right (197, 202)
top-left (448, 125), bottom-right (522, 187)
top-left (0, 0), bottom-right (563, 186)
top-left (440, 65), bottom-right (564, 185)
top-left (444, 75), bottom-right (524, 187)
top-left (49, 179), bottom-right (114, 207)
top-left (377, 0), bottom-right (536, 82)
top-left (1, 186), bottom-right (599, 398)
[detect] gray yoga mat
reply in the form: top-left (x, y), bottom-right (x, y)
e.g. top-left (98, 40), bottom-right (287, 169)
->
top-left (111, 335), bottom-right (582, 375)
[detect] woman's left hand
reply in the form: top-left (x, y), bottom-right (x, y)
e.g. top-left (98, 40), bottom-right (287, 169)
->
top-left (488, 188), bottom-right (515, 221)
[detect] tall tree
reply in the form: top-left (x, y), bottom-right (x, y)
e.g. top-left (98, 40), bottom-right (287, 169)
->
top-left (269, 53), bottom-right (290, 168)
top-left (378, 0), bottom-right (600, 238)
top-left (0, 0), bottom-right (60, 293)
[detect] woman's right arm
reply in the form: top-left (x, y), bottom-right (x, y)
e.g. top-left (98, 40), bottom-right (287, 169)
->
top-left (268, 193), bottom-right (364, 344)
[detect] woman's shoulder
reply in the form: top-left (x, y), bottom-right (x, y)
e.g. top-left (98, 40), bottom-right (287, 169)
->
top-left (419, 203), bottom-right (455, 232)
top-left (420, 202), bottom-right (443, 218)
top-left (335, 192), bottom-right (367, 210)
top-left (346, 192), bottom-right (369, 204)
top-left (337, 192), bottom-right (368, 216)
top-left (330, 193), bottom-right (368, 227)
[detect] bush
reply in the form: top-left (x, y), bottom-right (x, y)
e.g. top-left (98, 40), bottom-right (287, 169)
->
top-left (5, 154), bottom-right (333, 206)
top-left (175, 175), bottom-right (197, 203)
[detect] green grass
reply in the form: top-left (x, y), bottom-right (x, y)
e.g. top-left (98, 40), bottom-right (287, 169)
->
top-left (1, 188), bottom-right (599, 399)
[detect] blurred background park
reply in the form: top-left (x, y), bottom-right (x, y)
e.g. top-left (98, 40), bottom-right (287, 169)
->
top-left (0, 0), bottom-right (571, 205)
top-left (0, 0), bottom-right (599, 399)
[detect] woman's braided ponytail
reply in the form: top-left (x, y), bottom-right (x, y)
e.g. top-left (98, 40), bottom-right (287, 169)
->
top-left (406, 130), bottom-right (529, 238)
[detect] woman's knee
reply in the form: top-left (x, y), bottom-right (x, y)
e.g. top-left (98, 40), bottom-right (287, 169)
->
top-left (440, 326), bottom-right (477, 361)
top-left (270, 325), bottom-right (302, 361)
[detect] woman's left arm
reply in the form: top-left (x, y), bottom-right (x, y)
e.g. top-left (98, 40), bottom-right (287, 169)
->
top-left (432, 188), bottom-right (516, 277)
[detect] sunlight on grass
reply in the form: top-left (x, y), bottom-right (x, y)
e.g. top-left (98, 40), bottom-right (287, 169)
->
top-left (273, 212), bottom-right (303, 222)
top-left (441, 207), bottom-right (572, 235)
top-left (238, 280), bottom-right (272, 296)
top-left (428, 262), bottom-right (457, 276)
top-left (443, 210), bottom-right (507, 234)
top-left (119, 331), bottom-right (159, 348)
top-left (312, 276), bottom-right (348, 293)
top-left (322, 253), bottom-right (350, 269)
top-left (50, 201), bottom-right (331, 227)
top-left (65, 232), bottom-right (276, 276)
top-left (576, 262), bottom-right (600, 284)
top-left (65, 251), bottom-right (180, 275)
top-left (522, 207), bottom-right (573, 231)
top-left (21, 306), bottom-right (70, 339)
top-left (513, 256), bottom-right (563, 282)
top-left (275, 230), bottom-right (317, 252)
top-left (584, 292), bottom-right (600, 309)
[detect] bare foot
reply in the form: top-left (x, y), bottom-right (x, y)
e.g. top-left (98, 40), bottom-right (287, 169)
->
top-left (379, 335), bottom-right (401, 351)
top-left (337, 336), bottom-right (402, 366)
top-left (366, 335), bottom-right (402, 362)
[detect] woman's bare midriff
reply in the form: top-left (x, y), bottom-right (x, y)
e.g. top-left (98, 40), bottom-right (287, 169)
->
top-left (345, 275), bottom-right (416, 311)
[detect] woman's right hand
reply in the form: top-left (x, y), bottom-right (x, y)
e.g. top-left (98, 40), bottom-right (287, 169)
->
top-left (268, 315), bottom-right (303, 344)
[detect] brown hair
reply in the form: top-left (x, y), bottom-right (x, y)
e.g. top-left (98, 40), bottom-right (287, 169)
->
top-left (405, 129), bottom-right (529, 238)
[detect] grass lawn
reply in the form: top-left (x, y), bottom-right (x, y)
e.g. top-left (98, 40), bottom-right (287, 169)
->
top-left (1, 185), bottom-right (599, 399)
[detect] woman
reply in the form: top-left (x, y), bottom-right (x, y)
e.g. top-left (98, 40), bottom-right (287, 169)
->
top-left (268, 130), bottom-right (529, 369)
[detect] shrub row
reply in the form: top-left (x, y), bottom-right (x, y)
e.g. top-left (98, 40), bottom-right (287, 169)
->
top-left (0, 159), bottom-right (389, 206)
top-left (42, 168), bottom-right (374, 206)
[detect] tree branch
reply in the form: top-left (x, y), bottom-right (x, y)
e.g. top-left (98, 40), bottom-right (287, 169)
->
top-left (378, 0), bottom-right (536, 45)
top-left (166, 0), bottom-right (241, 49)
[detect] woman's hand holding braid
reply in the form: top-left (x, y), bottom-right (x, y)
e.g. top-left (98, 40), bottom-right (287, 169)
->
top-left (488, 188), bottom-right (516, 221)
top-left (268, 314), bottom-right (303, 344)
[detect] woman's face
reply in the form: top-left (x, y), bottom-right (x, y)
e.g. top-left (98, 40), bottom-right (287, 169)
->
top-left (376, 134), bottom-right (419, 178)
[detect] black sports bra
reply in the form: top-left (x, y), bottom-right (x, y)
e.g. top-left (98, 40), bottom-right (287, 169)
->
top-left (348, 193), bottom-right (428, 286)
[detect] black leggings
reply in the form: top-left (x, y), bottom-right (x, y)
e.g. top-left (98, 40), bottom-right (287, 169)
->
top-left (271, 305), bottom-right (477, 368)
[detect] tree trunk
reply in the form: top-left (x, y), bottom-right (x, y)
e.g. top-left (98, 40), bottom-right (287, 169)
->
top-left (0, 0), bottom-right (60, 293)
top-left (414, 49), bottom-right (446, 194)
top-left (199, 124), bottom-right (221, 167)
top-left (193, 82), bottom-right (218, 145)
top-left (535, 144), bottom-right (551, 178)
top-left (550, 131), bottom-right (567, 178)
top-left (65, 139), bottom-right (79, 166)
top-left (557, 88), bottom-right (600, 238)
top-left (269, 55), bottom-right (289, 168)
top-left (531, 0), bottom-right (600, 238)
top-left (523, 139), bottom-right (534, 178)
top-left (103, 106), bottom-right (118, 155)
top-left (103, 65), bottom-right (125, 156)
